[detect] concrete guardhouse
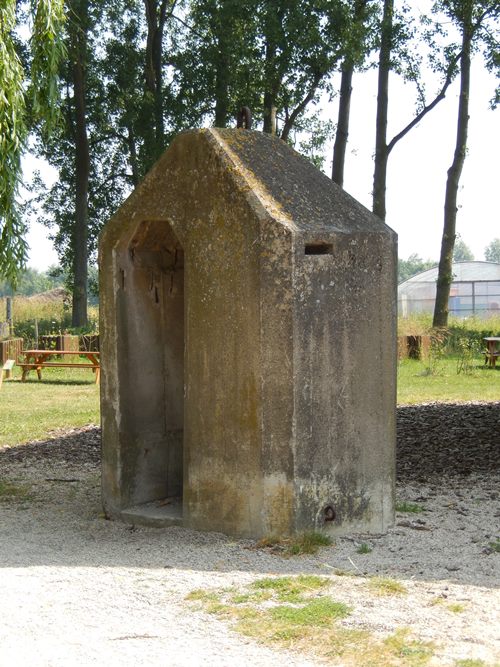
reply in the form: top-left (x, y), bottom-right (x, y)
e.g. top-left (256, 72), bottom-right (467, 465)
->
top-left (99, 129), bottom-right (397, 538)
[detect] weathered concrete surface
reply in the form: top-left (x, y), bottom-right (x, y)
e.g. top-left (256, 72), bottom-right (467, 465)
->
top-left (99, 128), bottom-right (397, 539)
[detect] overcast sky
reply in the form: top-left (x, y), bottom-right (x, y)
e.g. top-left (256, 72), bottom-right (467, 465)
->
top-left (24, 33), bottom-right (499, 271)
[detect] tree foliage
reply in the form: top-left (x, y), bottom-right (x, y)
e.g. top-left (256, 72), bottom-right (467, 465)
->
top-left (452, 236), bottom-right (474, 261)
top-left (332, 0), bottom-right (379, 187)
top-left (0, 266), bottom-right (65, 298)
top-left (433, 0), bottom-right (500, 327)
top-left (485, 237), bottom-right (500, 262)
top-left (0, 0), bottom-right (65, 284)
top-left (1, 0), bottom-right (498, 320)
top-left (398, 254), bottom-right (437, 283)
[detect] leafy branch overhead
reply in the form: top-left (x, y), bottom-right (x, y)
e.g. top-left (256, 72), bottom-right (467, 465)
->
top-left (0, 0), bottom-right (65, 285)
top-left (0, 0), bottom-right (498, 328)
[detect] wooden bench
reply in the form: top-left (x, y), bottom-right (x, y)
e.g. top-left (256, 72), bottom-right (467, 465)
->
top-left (484, 351), bottom-right (500, 368)
top-left (0, 359), bottom-right (15, 389)
top-left (483, 337), bottom-right (500, 368)
top-left (18, 350), bottom-right (100, 383)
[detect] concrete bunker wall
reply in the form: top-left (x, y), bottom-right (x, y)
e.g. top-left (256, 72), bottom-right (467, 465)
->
top-left (292, 233), bottom-right (396, 533)
top-left (114, 219), bottom-right (184, 508)
top-left (100, 133), bottom-right (296, 536)
top-left (100, 128), bottom-right (397, 539)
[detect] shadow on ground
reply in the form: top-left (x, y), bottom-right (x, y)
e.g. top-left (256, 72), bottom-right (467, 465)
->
top-left (0, 404), bottom-right (498, 586)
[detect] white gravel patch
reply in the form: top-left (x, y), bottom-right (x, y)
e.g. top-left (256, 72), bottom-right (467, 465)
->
top-left (0, 429), bottom-right (499, 666)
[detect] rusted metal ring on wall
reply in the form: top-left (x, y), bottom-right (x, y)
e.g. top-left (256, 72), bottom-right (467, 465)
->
top-left (236, 107), bottom-right (252, 129)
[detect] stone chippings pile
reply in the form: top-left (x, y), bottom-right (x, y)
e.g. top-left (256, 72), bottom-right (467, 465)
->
top-left (397, 401), bottom-right (500, 483)
top-left (0, 403), bottom-right (499, 666)
top-left (3, 401), bottom-right (499, 483)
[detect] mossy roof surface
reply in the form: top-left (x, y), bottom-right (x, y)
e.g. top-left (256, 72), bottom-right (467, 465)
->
top-left (214, 129), bottom-right (395, 238)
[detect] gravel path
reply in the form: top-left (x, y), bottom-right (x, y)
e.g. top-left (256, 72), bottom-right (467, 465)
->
top-left (0, 403), bottom-right (499, 666)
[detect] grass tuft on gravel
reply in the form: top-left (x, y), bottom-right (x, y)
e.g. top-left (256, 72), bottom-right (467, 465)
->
top-left (186, 577), bottom-right (435, 666)
top-left (251, 575), bottom-right (329, 603)
top-left (255, 531), bottom-right (333, 556)
top-left (430, 597), bottom-right (468, 614)
top-left (0, 479), bottom-right (31, 501)
top-left (396, 501), bottom-right (425, 514)
top-left (488, 539), bottom-right (500, 553)
top-left (383, 628), bottom-right (435, 666)
top-left (368, 577), bottom-right (408, 596)
top-left (269, 597), bottom-right (351, 626)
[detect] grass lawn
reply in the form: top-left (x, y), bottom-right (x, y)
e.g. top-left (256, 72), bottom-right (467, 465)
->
top-left (1, 354), bottom-right (499, 448)
top-left (0, 364), bottom-right (100, 447)
top-left (397, 355), bottom-right (500, 404)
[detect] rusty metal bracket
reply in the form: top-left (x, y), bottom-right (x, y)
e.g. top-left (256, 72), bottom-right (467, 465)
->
top-left (236, 107), bottom-right (252, 129)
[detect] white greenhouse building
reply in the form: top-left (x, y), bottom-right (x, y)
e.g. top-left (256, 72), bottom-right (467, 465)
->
top-left (398, 261), bottom-right (500, 318)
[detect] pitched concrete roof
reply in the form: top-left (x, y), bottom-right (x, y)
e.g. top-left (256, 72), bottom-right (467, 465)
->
top-left (101, 128), bottom-right (396, 249)
top-left (212, 129), bottom-right (394, 238)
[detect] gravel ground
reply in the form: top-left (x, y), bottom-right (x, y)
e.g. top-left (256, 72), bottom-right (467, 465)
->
top-left (0, 402), bottom-right (499, 666)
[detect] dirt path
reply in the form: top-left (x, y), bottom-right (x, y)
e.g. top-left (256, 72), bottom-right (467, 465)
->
top-left (0, 403), bottom-right (499, 666)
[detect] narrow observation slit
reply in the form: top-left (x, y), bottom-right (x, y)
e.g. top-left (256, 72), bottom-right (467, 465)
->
top-left (304, 243), bottom-right (333, 255)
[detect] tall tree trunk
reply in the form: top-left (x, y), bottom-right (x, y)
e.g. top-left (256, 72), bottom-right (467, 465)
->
top-left (263, 37), bottom-right (278, 135)
top-left (70, 0), bottom-right (89, 328)
top-left (213, 3), bottom-right (230, 127)
top-left (372, 0), bottom-right (393, 220)
top-left (331, 64), bottom-right (353, 186)
top-left (153, 19), bottom-right (164, 146)
top-left (262, 0), bottom-right (283, 136)
top-left (214, 52), bottom-right (230, 126)
top-left (143, 0), bottom-right (170, 165)
top-left (331, 0), bottom-right (370, 187)
top-left (280, 72), bottom-right (323, 142)
top-left (433, 10), bottom-right (472, 328)
top-left (127, 125), bottom-right (140, 187)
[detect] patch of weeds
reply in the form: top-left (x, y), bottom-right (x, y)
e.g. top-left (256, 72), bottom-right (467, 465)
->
top-left (455, 660), bottom-right (487, 667)
top-left (289, 531), bottom-right (333, 554)
top-left (396, 501), bottom-right (425, 514)
top-left (384, 628), bottom-right (434, 666)
top-left (430, 596), bottom-right (445, 607)
top-left (421, 329), bottom-right (448, 376)
top-left (230, 590), bottom-right (272, 604)
top-left (235, 615), bottom-right (306, 644)
top-left (356, 542), bottom-right (372, 554)
top-left (205, 601), bottom-right (232, 615)
top-left (255, 531), bottom-right (333, 556)
top-left (251, 575), bottom-right (329, 603)
top-left (325, 626), bottom-right (435, 667)
top-left (333, 568), bottom-right (354, 577)
top-left (325, 627), bottom-right (372, 658)
top-left (368, 576), bottom-right (408, 596)
top-left (185, 589), bottom-right (219, 603)
top-left (232, 606), bottom-right (259, 621)
top-left (430, 596), bottom-right (467, 612)
top-left (456, 335), bottom-right (481, 375)
top-left (488, 539), bottom-right (500, 553)
top-left (270, 597), bottom-right (351, 626)
top-left (185, 588), bottom-right (233, 616)
top-left (0, 479), bottom-right (31, 502)
top-left (184, 579), bottom-right (439, 666)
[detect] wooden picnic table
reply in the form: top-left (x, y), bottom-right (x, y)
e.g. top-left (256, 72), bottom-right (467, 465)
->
top-left (483, 337), bottom-right (500, 368)
top-left (18, 350), bottom-right (100, 383)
